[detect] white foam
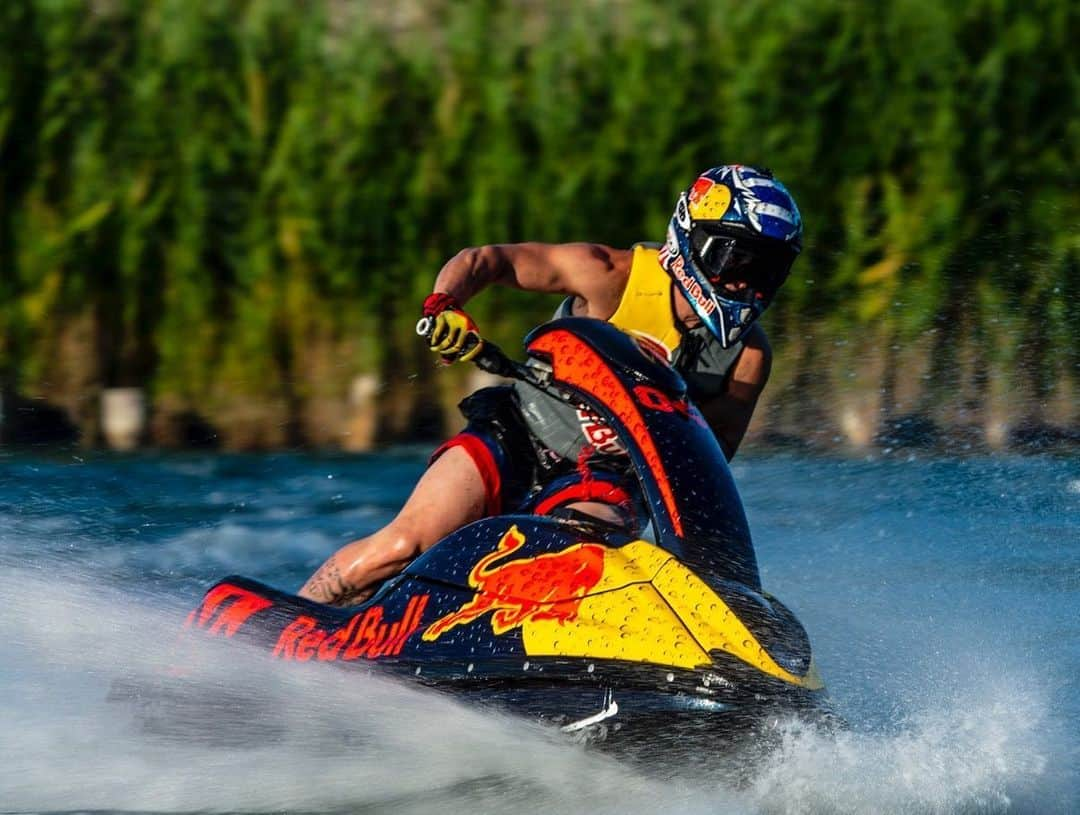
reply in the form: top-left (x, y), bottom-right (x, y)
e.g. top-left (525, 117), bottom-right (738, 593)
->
top-left (0, 567), bottom-right (1069, 814)
top-left (739, 689), bottom-right (1052, 814)
top-left (0, 569), bottom-right (709, 814)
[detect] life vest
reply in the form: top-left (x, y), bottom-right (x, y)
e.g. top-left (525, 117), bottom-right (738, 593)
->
top-left (515, 244), bottom-right (744, 461)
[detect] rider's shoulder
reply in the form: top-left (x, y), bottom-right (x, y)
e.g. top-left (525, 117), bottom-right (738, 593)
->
top-left (736, 322), bottom-right (772, 362)
top-left (538, 243), bottom-right (630, 315)
top-left (500, 241), bottom-right (627, 274)
top-left (546, 242), bottom-right (632, 286)
top-left (556, 241), bottom-right (632, 270)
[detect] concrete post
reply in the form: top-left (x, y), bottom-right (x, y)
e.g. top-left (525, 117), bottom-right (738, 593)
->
top-left (839, 405), bottom-right (873, 449)
top-left (343, 374), bottom-right (378, 451)
top-left (985, 415), bottom-right (1009, 449)
top-left (101, 388), bottom-right (146, 451)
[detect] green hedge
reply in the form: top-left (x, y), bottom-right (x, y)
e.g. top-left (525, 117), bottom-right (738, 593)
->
top-left (1, 0), bottom-right (1077, 438)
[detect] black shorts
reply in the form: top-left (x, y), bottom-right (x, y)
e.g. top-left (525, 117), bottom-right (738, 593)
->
top-left (429, 386), bottom-right (642, 531)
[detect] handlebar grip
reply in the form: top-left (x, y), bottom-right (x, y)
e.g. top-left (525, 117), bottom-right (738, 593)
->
top-left (416, 316), bottom-right (519, 378)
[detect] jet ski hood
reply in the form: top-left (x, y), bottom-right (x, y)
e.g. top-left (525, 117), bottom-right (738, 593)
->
top-left (521, 318), bottom-right (758, 589)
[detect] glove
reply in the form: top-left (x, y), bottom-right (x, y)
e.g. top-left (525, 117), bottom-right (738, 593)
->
top-left (421, 292), bottom-right (483, 363)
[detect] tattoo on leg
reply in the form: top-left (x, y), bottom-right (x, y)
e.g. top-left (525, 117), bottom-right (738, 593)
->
top-left (301, 557), bottom-right (348, 603)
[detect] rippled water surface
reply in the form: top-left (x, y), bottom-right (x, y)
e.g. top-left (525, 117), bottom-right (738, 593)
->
top-left (0, 450), bottom-right (1077, 814)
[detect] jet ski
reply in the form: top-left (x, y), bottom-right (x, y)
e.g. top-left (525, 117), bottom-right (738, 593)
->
top-left (117, 318), bottom-right (830, 750)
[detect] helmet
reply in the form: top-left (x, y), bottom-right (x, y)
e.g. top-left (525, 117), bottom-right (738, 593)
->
top-left (659, 165), bottom-right (802, 348)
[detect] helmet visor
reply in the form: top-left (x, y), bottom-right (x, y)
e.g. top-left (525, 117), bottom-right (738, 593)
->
top-left (691, 226), bottom-right (796, 305)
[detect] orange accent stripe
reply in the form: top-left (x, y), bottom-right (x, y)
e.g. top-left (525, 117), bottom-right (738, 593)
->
top-left (528, 330), bottom-right (683, 535)
top-left (533, 482), bottom-right (633, 516)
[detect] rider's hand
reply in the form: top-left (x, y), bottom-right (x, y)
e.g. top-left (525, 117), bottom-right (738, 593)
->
top-left (421, 292), bottom-right (482, 363)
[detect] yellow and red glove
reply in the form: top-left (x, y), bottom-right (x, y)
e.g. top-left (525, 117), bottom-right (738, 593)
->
top-left (421, 292), bottom-right (483, 363)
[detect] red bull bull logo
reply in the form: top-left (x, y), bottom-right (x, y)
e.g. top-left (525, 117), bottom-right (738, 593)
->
top-left (423, 525), bottom-right (605, 641)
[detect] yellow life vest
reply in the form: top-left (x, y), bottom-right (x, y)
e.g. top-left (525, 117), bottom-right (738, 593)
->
top-left (606, 245), bottom-right (683, 359)
top-left (521, 243), bottom-right (743, 460)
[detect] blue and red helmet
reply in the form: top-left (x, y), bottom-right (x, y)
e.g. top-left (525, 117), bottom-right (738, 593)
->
top-left (660, 165), bottom-right (802, 347)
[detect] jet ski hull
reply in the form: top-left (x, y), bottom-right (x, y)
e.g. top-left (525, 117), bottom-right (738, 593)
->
top-left (121, 514), bottom-right (828, 748)
top-left (114, 320), bottom-right (834, 753)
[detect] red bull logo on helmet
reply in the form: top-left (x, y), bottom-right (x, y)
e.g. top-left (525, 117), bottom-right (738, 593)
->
top-left (667, 248), bottom-right (717, 315)
top-left (687, 176), bottom-right (733, 221)
top-left (423, 525), bottom-right (605, 641)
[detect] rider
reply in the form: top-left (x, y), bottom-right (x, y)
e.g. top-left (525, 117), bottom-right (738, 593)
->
top-left (300, 165), bottom-right (802, 605)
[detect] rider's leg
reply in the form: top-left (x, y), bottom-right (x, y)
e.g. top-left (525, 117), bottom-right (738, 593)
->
top-left (529, 466), bottom-right (641, 533)
top-left (298, 445), bottom-right (488, 605)
top-left (564, 501), bottom-right (630, 528)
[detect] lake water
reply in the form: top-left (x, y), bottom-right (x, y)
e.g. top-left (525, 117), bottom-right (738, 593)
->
top-left (0, 450), bottom-right (1077, 814)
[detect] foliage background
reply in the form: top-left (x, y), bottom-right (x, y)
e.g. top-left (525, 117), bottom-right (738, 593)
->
top-left (1, 0), bottom-right (1077, 449)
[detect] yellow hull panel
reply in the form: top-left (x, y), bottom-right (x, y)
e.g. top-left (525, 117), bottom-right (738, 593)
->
top-left (520, 538), bottom-right (823, 690)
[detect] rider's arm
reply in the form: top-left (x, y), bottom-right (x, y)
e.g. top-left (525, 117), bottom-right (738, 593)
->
top-left (432, 242), bottom-right (626, 307)
top-left (696, 324), bottom-right (772, 460)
